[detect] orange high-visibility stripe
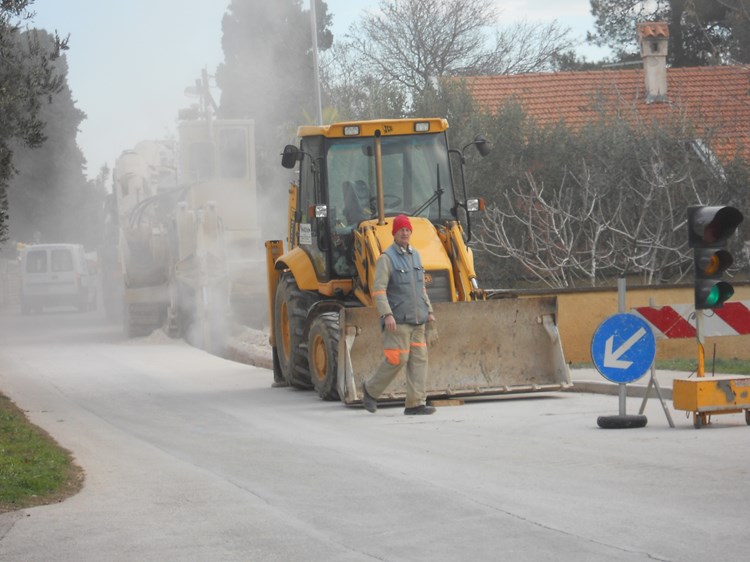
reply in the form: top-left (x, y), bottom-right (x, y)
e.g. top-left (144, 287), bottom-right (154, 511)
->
top-left (384, 348), bottom-right (408, 365)
top-left (372, 290), bottom-right (386, 296)
top-left (410, 342), bottom-right (426, 348)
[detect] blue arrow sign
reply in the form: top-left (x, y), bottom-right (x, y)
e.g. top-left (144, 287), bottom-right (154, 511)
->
top-left (591, 314), bottom-right (656, 384)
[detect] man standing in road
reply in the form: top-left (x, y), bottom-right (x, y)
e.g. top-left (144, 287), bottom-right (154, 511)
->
top-left (362, 214), bottom-right (436, 415)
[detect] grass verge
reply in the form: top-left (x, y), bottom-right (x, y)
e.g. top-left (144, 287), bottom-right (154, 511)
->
top-left (0, 392), bottom-right (84, 513)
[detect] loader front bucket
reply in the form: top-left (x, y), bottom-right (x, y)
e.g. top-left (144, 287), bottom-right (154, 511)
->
top-left (336, 296), bottom-right (571, 404)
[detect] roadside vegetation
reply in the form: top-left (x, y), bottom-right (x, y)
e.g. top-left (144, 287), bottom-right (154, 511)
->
top-left (0, 392), bottom-right (83, 513)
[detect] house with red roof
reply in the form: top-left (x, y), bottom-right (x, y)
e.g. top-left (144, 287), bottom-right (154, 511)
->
top-left (466, 22), bottom-right (750, 163)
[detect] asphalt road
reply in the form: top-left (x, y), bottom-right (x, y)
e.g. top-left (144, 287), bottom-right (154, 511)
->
top-left (1, 306), bottom-right (749, 561)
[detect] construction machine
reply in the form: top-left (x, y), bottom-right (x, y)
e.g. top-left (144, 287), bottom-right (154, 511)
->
top-left (265, 118), bottom-right (571, 404)
top-left (106, 73), bottom-right (262, 351)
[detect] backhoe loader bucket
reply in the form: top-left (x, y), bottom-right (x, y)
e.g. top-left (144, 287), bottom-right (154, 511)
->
top-left (336, 296), bottom-right (571, 404)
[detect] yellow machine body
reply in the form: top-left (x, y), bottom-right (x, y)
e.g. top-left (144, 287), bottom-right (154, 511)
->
top-left (266, 118), bottom-right (571, 403)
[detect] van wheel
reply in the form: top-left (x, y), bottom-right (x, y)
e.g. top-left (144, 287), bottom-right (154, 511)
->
top-left (308, 312), bottom-right (340, 401)
top-left (273, 273), bottom-right (314, 389)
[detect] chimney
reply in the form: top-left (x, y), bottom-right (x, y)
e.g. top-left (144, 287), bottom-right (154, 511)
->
top-left (637, 22), bottom-right (669, 103)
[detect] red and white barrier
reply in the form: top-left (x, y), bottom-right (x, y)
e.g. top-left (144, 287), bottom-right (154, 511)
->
top-left (633, 301), bottom-right (750, 339)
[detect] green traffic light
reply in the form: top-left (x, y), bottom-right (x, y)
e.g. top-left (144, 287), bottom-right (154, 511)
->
top-left (697, 281), bottom-right (734, 309)
top-left (706, 285), bottom-right (720, 307)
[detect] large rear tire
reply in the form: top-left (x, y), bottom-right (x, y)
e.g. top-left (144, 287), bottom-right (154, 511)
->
top-left (308, 312), bottom-right (340, 401)
top-left (273, 273), bottom-right (313, 389)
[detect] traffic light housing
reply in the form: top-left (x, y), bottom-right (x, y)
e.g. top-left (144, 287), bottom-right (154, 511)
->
top-left (687, 206), bottom-right (744, 309)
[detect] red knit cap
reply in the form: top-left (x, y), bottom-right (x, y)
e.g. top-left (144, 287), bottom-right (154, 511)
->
top-left (392, 214), bottom-right (412, 235)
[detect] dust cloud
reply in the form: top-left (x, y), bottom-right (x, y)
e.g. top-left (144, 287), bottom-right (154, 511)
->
top-left (0, 5), bottom-right (300, 360)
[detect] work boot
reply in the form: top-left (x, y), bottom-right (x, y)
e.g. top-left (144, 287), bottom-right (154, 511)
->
top-left (362, 383), bottom-right (377, 413)
top-left (404, 404), bottom-right (436, 415)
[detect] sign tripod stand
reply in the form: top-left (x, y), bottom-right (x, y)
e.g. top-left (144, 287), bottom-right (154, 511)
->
top-left (637, 297), bottom-right (675, 427)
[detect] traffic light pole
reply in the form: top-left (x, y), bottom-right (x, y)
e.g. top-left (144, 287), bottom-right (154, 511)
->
top-left (695, 311), bottom-right (707, 427)
top-left (674, 204), bottom-right (745, 428)
top-left (696, 312), bottom-right (705, 376)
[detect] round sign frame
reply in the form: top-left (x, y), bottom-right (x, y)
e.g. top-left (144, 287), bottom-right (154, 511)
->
top-left (591, 313), bottom-right (656, 384)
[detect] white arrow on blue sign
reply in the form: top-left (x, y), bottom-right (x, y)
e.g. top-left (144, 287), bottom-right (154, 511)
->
top-left (591, 313), bottom-right (656, 384)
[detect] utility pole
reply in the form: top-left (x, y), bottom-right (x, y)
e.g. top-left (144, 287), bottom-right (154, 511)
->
top-left (309, 0), bottom-right (323, 125)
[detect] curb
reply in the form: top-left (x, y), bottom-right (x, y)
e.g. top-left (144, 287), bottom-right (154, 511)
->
top-left (569, 381), bottom-right (673, 400)
top-left (225, 344), bottom-right (273, 370)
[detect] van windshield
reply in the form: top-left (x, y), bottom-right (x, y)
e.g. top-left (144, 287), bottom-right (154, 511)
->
top-left (25, 251), bottom-right (47, 273)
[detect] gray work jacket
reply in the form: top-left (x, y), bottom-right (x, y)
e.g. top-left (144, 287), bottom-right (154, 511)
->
top-left (373, 243), bottom-right (432, 325)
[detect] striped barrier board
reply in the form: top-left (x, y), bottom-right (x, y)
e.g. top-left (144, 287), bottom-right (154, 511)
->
top-left (632, 301), bottom-right (750, 339)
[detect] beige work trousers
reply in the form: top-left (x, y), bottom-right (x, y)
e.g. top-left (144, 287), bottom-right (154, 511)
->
top-left (365, 323), bottom-right (428, 408)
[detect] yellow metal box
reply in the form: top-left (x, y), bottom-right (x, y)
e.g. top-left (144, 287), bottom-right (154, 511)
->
top-left (673, 376), bottom-right (750, 413)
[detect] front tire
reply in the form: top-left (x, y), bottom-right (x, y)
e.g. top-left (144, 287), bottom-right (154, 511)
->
top-left (273, 273), bottom-right (314, 389)
top-left (308, 312), bottom-right (340, 400)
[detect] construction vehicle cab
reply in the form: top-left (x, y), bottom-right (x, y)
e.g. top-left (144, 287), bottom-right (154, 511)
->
top-left (267, 118), bottom-right (571, 403)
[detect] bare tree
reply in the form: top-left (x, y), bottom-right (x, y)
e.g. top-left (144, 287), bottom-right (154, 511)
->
top-left (339, 0), bottom-right (573, 101)
top-left (480, 167), bottom-right (621, 288)
top-left (490, 20), bottom-right (576, 75)
top-left (475, 110), bottom-right (747, 289)
top-left (319, 41), bottom-right (408, 120)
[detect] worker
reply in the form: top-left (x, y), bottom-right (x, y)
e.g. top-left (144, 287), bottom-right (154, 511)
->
top-left (362, 214), bottom-right (437, 415)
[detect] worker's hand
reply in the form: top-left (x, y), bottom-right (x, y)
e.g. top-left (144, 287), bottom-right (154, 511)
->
top-left (426, 314), bottom-right (438, 345)
top-left (384, 314), bottom-right (397, 332)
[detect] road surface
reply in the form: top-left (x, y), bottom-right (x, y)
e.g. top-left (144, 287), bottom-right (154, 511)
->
top-left (1, 306), bottom-right (749, 561)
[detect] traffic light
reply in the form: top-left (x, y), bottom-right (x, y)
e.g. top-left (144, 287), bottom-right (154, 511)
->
top-left (687, 205), bottom-right (744, 309)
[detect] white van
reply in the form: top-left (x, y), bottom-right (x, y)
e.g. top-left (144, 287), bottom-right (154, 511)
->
top-left (20, 244), bottom-right (98, 314)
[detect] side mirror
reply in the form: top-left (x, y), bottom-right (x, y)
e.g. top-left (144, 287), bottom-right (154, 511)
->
top-left (281, 145), bottom-right (301, 169)
top-left (473, 134), bottom-right (492, 157)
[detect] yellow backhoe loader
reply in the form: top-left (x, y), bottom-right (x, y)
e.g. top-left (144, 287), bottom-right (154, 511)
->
top-left (265, 118), bottom-right (571, 404)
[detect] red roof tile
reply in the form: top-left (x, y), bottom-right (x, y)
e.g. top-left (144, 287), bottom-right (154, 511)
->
top-left (466, 65), bottom-right (750, 160)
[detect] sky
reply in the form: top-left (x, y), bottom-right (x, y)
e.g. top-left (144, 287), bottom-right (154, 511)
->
top-left (28, 0), bottom-right (611, 182)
